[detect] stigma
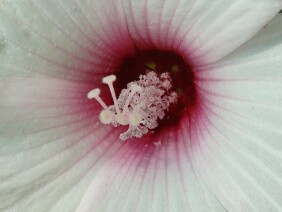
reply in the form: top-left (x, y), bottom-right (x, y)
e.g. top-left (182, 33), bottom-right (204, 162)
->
top-left (87, 71), bottom-right (177, 140)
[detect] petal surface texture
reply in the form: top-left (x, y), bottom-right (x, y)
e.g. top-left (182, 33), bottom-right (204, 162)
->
top-left (76, 13), bottom-right (282, 212)
top-left (121, 0), bottom-right (282, 63)
top-left (0, 0), bottom-right (281, 212)
top-left (192, 14), bottom-right (282, 211)
top-left (0, 1), bottom-right (132, 211)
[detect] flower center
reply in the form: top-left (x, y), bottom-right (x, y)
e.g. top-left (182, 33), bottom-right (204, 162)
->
top-left (88, 50), bottom-right (197, 142)
top-left (116, 50), bottom-right (197, 130)
top-left (88, 71), bottom-right (177, 140)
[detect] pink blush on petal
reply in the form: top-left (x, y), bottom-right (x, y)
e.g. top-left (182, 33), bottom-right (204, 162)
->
top-left (85, 49), bottom-right (204, 149)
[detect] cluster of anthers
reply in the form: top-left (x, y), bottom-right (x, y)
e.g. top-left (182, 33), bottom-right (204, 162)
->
top-left (87, 71), bottom-right (177, 140)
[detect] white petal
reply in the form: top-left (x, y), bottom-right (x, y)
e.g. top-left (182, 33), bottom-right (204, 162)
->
top-left (121, 0), bottom-right (282, 63)
top-left (76, 131), bottom-right (227, 212)
top-left (0, 1), bottom-right (133, 211)
top-left (192, 14), bottom-right (282, 211)
top-left (0, 78), bottom-right (123, 211)
top-left (1, 1), bottom-right (282, 211)
top-left (0, 0), bottom-right (135, 80)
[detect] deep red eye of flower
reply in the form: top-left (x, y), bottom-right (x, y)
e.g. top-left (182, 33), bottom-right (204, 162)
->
top-left (0, 1), bottom-right (282, 212)
top-left (117, 50), bottom-right (197, 128)
top-left (89, 48), bottom-right (198, 145)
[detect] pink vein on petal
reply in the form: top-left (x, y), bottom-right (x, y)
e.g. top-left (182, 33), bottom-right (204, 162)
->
top-left (3, 128), bottom-right (123, 210)
top-left (198, 106), bottom-right (280, 210)
top-left (57, 0), bottom-right (119, 59)
top-left (126, 1), bottom-right (149, 48)
top-left (31, 0), bottom-right (113, 58)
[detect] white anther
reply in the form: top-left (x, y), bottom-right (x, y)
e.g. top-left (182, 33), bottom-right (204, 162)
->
top-left (99, 109), bottom-right (114, 124)
top-left (87, 88), bottom-right (100, 99)
top-left (162, 80), bottom-right (171, 89)
top-left (87, 88), bottom-right (109, 110)
top-left (122, 84), bottom-right (143, 116)
top-left (102, 75), bottom-right (116, 84)
top-left (130, 84), bottom-right (143, 93)
top-left (102, 74), bottom-right (121, 115)
top-left (116, 114), bottom-right (129, 125)
top-left (129, 112), bottom-right (142, 126)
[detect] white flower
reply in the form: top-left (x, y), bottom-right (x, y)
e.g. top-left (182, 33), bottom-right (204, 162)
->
top-left (0, 1), bottom-right (282, 211)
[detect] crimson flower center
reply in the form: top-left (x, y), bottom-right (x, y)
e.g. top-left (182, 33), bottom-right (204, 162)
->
top-left (115, 50), bottom-right (197, 134)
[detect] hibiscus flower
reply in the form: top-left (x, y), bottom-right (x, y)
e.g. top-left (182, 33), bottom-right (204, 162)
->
top-left (1, 0), bottom-right (282, 211)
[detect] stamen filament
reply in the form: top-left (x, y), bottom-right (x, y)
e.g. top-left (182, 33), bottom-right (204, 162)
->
top-left (102, 75), bottom-right (121, 115)
top-left (122, 84), bottom-right (143, 116)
